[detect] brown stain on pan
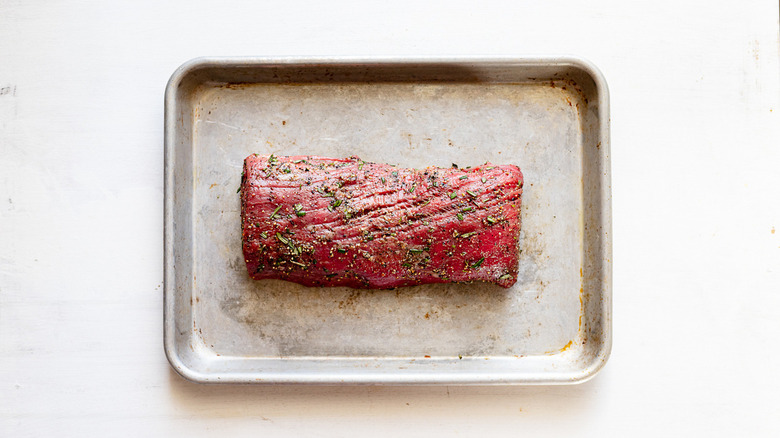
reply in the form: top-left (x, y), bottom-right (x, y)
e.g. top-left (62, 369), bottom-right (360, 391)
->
top-left (545, 339), bottom-right (574, 355)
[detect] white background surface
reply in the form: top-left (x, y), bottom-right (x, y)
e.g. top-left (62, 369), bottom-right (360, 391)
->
top-left (2, 0), bottom-right (779, 436)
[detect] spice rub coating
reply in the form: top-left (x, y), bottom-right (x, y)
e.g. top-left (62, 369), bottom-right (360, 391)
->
top-left (241, 154), bottom-right (523, 288)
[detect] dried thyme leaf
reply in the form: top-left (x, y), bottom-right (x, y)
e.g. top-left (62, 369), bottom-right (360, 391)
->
top-left (275, 232), bottom-right (288, 245)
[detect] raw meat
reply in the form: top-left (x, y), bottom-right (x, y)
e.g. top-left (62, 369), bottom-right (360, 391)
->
top-left (240, 154), bottom-right (523, 288)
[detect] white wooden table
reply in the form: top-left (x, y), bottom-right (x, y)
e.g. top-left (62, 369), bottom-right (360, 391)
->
top-left (2, 1), bottom-right (779, 436)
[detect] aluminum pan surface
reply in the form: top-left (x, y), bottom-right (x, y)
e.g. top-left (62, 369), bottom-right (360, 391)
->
top-left (164, 57), bottom-right (611, 384)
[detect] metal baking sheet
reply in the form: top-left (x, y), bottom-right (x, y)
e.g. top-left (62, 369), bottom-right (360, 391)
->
top-left (164, 57), bottom-right (611, 384)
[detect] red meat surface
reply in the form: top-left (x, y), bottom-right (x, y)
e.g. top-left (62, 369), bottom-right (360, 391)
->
top-left (240, 155), bottom-right (523, 288)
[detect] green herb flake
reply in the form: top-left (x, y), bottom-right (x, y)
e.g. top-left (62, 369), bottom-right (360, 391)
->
top-left (471, 257), bottom-right (485, 269)
top-left (327, 205), bottom-right (334, 212)
top-left (486, 216), bottom-right (497, 225)
top-left (333, 199), bottom-right (342, 208)
top-left (448, 192), bottom-right (457, 199)
top-left (268, 154), bottom-right (277, 163)
top-left (337, 248), bottom-right (348, 254)
top-left (481, 177), bottom-right (487, 183)
top-left (296, 210), bottom-right (306, 217)
top-left (459, 175), bottom-right (468, 180)
top-left (270, 205), bottom-right (283, 219)
top-left (236, 186), bottom-right (241, 193)
top-left (458, 354), bottom-right (463, 360)
top-left (292, 159), bottom-right (306, 164)
top-left (358, 161), bottom-right (365, 170)
top-left (460, 231), bottom-right (477, 239)
top-left (294, 203), bottom-right (303, 212)
top-left (316, 187), bottom-right (334, 197)
top-left (275, 232), bottom-right (288, 245)
top-left (456, 213), bottom-right (464, 221)
top-left (381, 177), bottom-right (386, 184)
top-left (409, 184), bottom-right (416, 193)
top-left (260, 231), bottom-right (268, 239)
top-left (466, 190), bottom-right (477, 197)
top-left (409, 248), bottom-right (423, 254)
top-left (462, 207), bottom-right (473, 212)
top-left (290, 260), bottom-right (307, 268)
top-left (392, 171), bottom-right (398, 177)
top-left (282, 167), bottom-right (292, 173)
top-left (499, 273), bottom-right (513, 280)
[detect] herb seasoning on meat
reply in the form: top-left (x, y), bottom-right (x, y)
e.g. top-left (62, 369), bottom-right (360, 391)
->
top-left (240, 155), bottom-right (524, 288)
